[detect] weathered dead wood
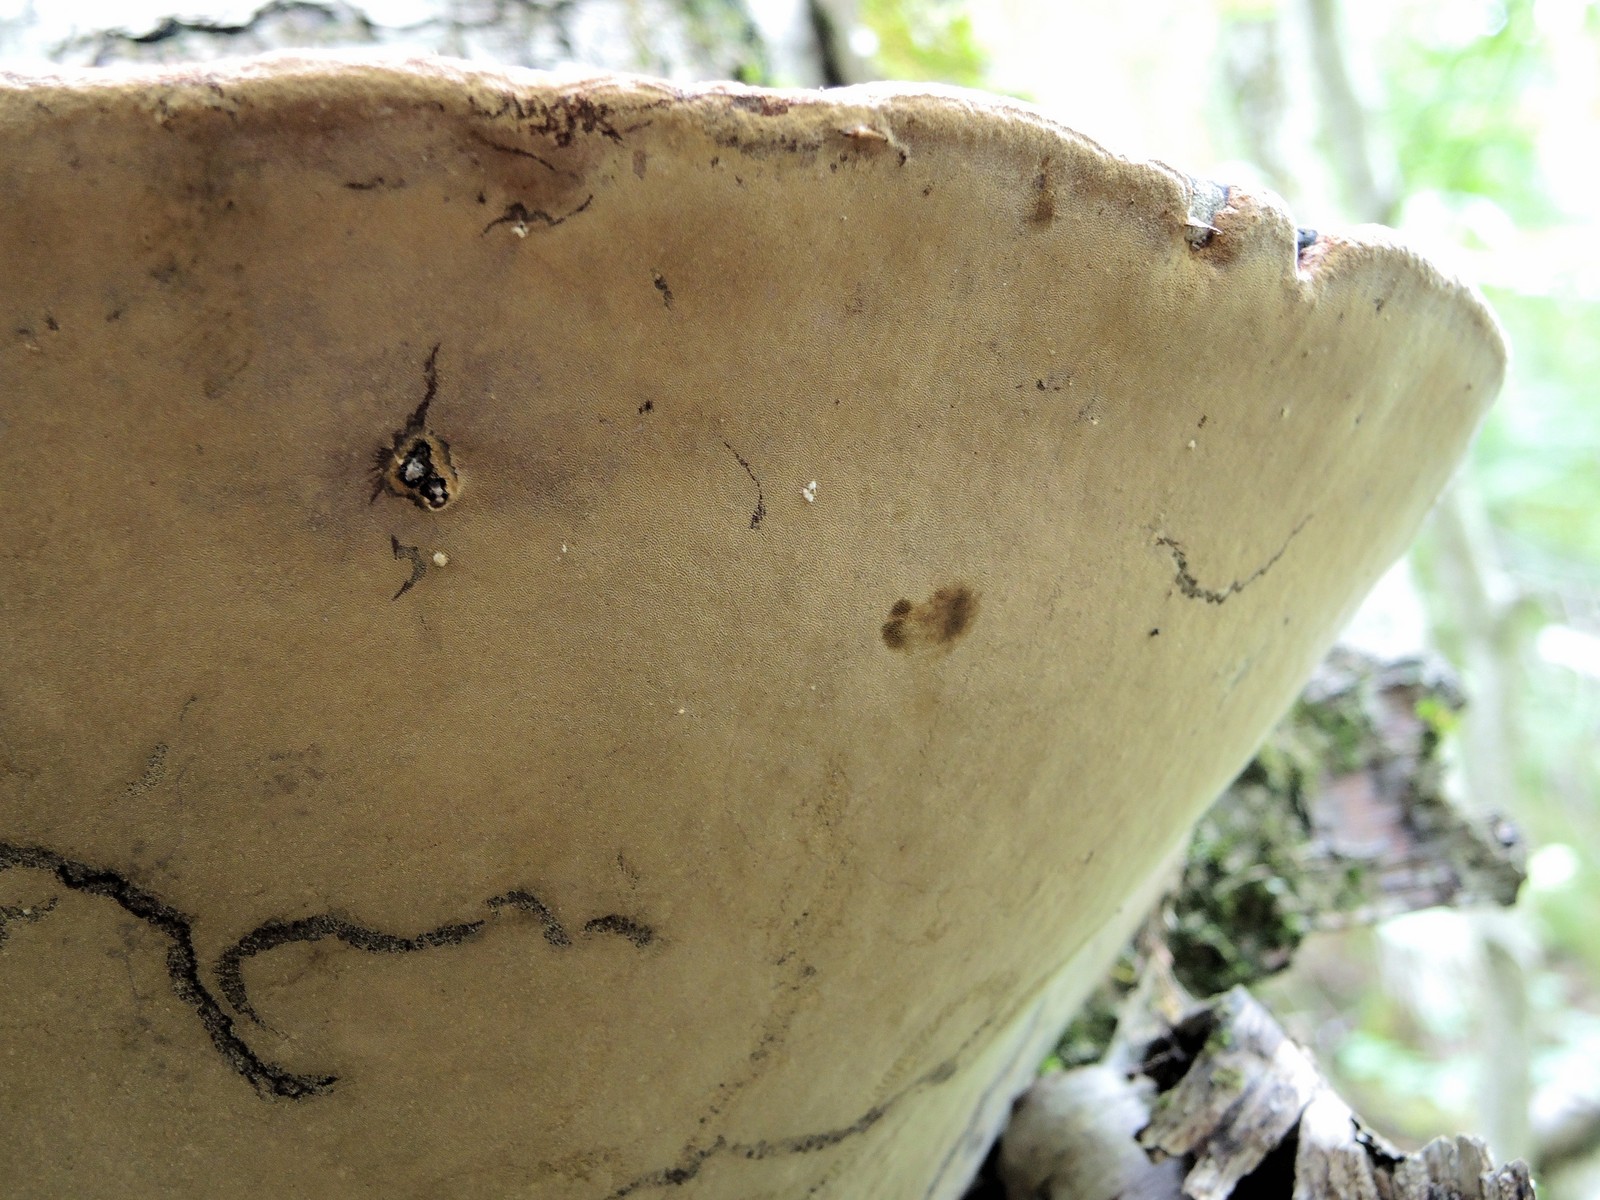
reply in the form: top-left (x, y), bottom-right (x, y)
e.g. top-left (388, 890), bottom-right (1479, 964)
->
top-left (997, 989), bottom-right (1536, 1200)
top-left (1162, 647), bottom-right (1525, 998)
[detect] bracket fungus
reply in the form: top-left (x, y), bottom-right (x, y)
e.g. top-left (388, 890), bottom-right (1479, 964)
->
top-left (0, 57), bottom-right (1504, 1200)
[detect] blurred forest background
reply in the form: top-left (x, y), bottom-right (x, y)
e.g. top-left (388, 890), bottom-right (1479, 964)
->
top-left (3, 0), bottom-right (1596, 1194)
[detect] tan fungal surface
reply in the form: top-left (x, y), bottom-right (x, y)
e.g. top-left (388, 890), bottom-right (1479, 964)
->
top-left (0, 57), bottom-right (1503, 1199)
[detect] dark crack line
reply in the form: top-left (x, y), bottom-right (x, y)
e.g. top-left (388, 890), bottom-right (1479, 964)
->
top-left (722, 440), bottom-right (766, 530)
top-left (1157, 516), bottom-right (1310, 604)
top-left (607, 1058), bottom-right (958, 1196)
top-left (390, 535), bottom-right (428, 600)
top-left (2, 840), bottom-right (656, 1100)
top-left (0, 842), bottom-right (335, 1099)
top-left (411, 341), bottom-right (440, 429)
top-left (612, 1009), bottom-right (1000, 1195)
top-left (482, 194), bottom-right (594, 236)
top-left (370, 343), bottom-right (442, 506)
top-left (470, 131), bottom-right (560, 173)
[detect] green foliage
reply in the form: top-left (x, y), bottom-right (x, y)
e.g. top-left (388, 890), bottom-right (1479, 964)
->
top-left (1471, 289), bottom-right (1600, 564)
top-left (1378, 0), bottom-right (1558, 223)
top-left (858, 0), bottom-right (987, 87)
top-left (1166, 772), bottom-right (1314, 996)
top-left (676, 0), bottom-right (772, 84)
top-left (1382, 6), bottom-right (1600, 1136)
top-left (1297, 691), bottom-right (1373, 776)
top-left (1336, 1024), bottom-right (1473, 1130)
top-left (1414, 693), bottom-right (1462, 739)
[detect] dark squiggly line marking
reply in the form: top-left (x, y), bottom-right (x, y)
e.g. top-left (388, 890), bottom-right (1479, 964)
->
top-left (482, 194), bottom-right (594, 236)
top-left (390, 535), bottom-right (428, 599)
top-left (469, 131), bottom-right (560, 173)
top-left (1, 841), bottom-right (655, 1099)
top-left (215, 913), bottom-right (488, 1026)
top-left (584, 914), bottom-right (656, 947)
top-left (370, 343), bottom-right (443, 508)
top-left (0, 841), bottom-right (335, 1099)
top-left (415, 341), bottom-right (440, 423)
top-left (1157, 516), bottom-right (1310, 605)
top-left (218, 897), bottom-right (656, 1030)
top-left (607, 1058), bottom-right (958, 1196)
top-left (722, 440), bottom-right (766, 530)
top-left (488, 889), bottom-right (571, 946)
top-left (464, 91), bottom-right (636, 146)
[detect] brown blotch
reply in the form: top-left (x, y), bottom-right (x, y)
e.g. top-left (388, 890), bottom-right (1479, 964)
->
top-left (1028, 158), bottom-right (1057, 227)
top-left (881, 585), bottom-right (980, 652)
top-left (932, 586), bottom-right (977, 641)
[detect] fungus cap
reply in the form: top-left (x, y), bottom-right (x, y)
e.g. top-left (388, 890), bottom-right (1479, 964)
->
top-left (0, 56), bottom-right (1503, 1200)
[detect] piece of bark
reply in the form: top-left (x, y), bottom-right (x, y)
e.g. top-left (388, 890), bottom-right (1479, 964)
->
top-left (1162, 647), bottom-right (1525, 997)
top-left (1296, 649), bottom-right (1525, 921)
top-left (1138, 989), bottom-right (1325, 1200)
top-left (39, 0), bottom-right (775, 83)
top-left (1292, 1089), bottom-right (1382, 1200)
top-left (1126, 989), bottom-right (1534, 1200)
top-left (1391, 1137), bottom-right (1535, 1200)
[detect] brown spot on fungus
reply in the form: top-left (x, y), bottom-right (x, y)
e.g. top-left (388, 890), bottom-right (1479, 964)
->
top-left (1028, 158), bottom-right (1058, 226)
top-left (882, 585), bottom-right (980, 652)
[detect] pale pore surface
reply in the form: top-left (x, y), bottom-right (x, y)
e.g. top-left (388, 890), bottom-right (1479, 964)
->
top-left (0, 57), bottom-right (1503, 1199)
